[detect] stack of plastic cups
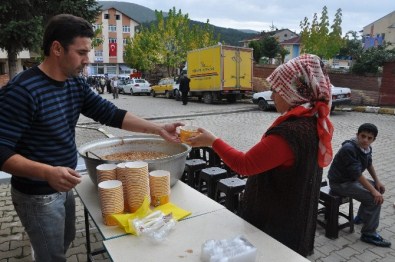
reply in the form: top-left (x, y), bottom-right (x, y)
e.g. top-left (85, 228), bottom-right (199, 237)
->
top-left (149, 170), bottom-right (171, 207)
top-left (96, 163), bottom-right (117, 184)
top-left (98, 180), bottom-right (124, 226)
top-left (124, 161), bottom-right (150, 213)
top-left (115, 162), bottom-right (129, 212)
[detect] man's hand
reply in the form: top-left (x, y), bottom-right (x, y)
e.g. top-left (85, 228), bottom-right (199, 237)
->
top-left (45, 167), bottom-right (82, 192)
top-left (159, 123), bottom-right (184, 143)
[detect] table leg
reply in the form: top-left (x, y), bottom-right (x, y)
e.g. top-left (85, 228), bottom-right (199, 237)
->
top-left (84, 207), bottom-right (92, 262)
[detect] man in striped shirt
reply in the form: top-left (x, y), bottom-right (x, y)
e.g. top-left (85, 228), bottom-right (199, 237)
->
top-left (0, 14), bottom-right (182, 261)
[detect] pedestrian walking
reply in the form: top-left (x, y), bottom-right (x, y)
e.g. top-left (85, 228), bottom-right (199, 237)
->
top-left (112, 77), bottom-right (119, 99)
top-left (0, 14), bottom-right (183, 262)
top-left (179, 72), bottom-right (190, 105)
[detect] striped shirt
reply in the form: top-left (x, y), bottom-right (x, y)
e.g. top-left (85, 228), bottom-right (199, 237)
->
top-left (0, 66), bottom-right (126, 194)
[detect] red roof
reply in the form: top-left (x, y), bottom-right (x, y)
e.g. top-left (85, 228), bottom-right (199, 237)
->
top-left (280, 36), bottom-right (301, 45)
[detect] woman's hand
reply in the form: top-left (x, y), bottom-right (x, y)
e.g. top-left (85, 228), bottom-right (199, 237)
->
top-left (187, 128), bottom-right (218, 147)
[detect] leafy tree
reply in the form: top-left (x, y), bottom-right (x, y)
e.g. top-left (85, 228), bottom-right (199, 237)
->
top-left (351, 44), bottom-right (395, 75)
top-left (299, 6), bottom-right (345, 59)
top-left (248, 41), bottom-right (262, 63)
top-left (277, 47), bottom-right (290, 64)
top-left (261, 36), bottom-right (280, 64)
top-left (0, 0), bottom-right (101, 78)
top-left (338, 31), bottom-right (364, 64)
top-left (124, 7), bottom-right (218, 77)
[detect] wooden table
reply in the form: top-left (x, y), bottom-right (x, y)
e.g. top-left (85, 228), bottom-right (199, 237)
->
top-left (103, 208), bottom-right (310, 262)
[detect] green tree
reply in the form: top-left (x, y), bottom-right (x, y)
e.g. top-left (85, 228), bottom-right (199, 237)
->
top-left (351, 44), bottom-right (395, 75)
top-left (124, 7), bottom-right (218, 76)
top-left (338, 31), bottom-right (364, 64)
top-left (248, 41), bottom-right (262, 63)
top-left (299, 6), bottom-right (345, 59)
top-left (0, 0), bottom-right (101, 78)
top-left (277, 47), bottom-right (290, 64)
top-left (261, 36), bottom-right (280, 64)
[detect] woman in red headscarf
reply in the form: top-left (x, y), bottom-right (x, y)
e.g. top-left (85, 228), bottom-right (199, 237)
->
top-left (189, 54), bottom-right (334, 257)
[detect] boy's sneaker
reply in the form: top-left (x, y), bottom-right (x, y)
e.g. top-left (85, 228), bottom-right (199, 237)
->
top-left (360, 233), bottom-right (391, 247)
top-left (354, 215), bottom-right (363, 225)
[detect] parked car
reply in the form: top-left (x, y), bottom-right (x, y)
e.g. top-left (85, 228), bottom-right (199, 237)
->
top-left (252, 90), bottom-right (275, 111)
top-left (252, 85), bottom-right (352, 112)
top-left (120, 78), bottom-right (151, 95)
top-left (117, 79), bottom-right (129, 94)
top-left (330, 85), bottom-right (352, 111)
top-left (151, 77), bottom-right (179, 99)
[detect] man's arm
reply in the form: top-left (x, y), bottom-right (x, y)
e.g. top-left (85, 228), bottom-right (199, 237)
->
top-left (2, 154), bottom-right (81, 192)
top-left (121, 112), bottom-right (183, 143)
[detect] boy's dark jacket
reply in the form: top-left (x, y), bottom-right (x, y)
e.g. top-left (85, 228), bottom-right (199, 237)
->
top-left (328, 138), bottom-right (373, 183)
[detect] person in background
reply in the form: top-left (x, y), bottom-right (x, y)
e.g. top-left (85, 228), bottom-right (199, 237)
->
top-left (328, 123), bottom-right (391, 247)
top-left (111, 76), bottom-right (119, 99)
top-left (178, 72), bottom-right (190, 105)
top-left (188, 54), bottom-right (334, 257)
top-left (0, 14), bottom-right (183, 261)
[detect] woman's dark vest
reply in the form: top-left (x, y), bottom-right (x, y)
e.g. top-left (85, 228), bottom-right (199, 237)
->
top-left (240, 116), bottom-right (323, 257)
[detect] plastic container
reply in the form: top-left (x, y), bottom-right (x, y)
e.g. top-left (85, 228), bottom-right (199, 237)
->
top-left (201, 235), bottom-right (257, 262)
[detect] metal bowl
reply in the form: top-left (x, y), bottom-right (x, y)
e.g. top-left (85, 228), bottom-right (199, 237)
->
top-left (78, 135), bottom-right (191, 187)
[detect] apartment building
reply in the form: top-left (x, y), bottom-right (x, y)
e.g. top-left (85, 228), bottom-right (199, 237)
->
top-left (88, 7), bottom-right (139, 76)
top-left (362, 11), bottom-right (395, 49)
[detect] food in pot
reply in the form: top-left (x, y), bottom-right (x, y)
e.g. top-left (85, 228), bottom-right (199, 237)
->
top-left (103, 151), bottom-right (169, 161)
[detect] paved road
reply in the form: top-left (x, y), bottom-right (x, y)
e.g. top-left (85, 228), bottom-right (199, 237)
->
top-left (1, 93), bottom-right (394, 261)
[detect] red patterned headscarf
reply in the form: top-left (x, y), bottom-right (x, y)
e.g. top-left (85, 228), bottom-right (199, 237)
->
top-left (266, 54), bottom-right (334, 167)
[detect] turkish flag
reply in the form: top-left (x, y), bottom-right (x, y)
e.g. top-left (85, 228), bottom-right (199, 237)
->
top-left (109, 43), bottom-right (117, 56)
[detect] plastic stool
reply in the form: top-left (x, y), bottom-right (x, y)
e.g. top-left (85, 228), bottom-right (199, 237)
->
top-left (317, 185), bottom-right (354, 239)
top-left (215, 177), bottom-right (246, 213)
top-left (183, 159), bottom-right (207, 188)
top-left (198, 167), bottom-right (228, 199)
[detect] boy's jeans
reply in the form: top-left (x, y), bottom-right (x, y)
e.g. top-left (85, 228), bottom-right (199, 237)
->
top-left (11, 187), bottom-right (76, 262)
top-left (329, 179), bottom-right (380, 235)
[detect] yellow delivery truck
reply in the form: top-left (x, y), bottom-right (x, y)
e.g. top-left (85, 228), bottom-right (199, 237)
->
top-left (184, 44), bottom-right (253, 104)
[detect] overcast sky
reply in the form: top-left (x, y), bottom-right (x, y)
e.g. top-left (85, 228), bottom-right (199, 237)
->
top-left (115, 0), bottom-right (394, 35)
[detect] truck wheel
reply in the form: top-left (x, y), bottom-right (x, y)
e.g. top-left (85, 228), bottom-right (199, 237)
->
top-left (203, 92), bottom-right (213, 104)
top-left (258, 99), bottom-right (269, 111)
top-left (226, 95), bottom-right (237, 103)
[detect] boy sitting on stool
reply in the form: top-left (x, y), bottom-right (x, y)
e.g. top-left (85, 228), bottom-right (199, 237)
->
top-left (328, 123), bottom-right (391, 247)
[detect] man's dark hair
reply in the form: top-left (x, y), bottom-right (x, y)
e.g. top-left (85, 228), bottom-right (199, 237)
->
top-left (358, 123), bottom-right (378, 138)
top-left (42, 14), bottom-right (94, 56)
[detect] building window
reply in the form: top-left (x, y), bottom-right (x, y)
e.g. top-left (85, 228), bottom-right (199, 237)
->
top-left (122, 25), bottom-right (131, 33)
top-left (107, 65), bottom-right (117, 75)
top-left (109, 25), bottom-right (116, 32)
top-left (94, 50), bottom-right (103, 57)
top-left (104, 14), bottom-right (109, 19)
top-left (109, 38), bottom-right (117, 43)
top-left (116, 14), bottom-right (120, 20)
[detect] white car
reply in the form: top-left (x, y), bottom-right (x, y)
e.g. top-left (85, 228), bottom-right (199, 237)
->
top-left (123, 78), bottom-right (151, 95)
top-left (252, 85), bottom-right (352, 111)
top-left (252, 90), bottom-right (275, 111)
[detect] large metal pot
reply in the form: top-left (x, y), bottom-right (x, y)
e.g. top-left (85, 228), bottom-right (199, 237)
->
top-left (78, 135), bottom-right (191, 187)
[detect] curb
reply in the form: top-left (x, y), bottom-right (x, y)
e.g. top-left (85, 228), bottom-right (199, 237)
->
top-left (335, 106), bottom-right (395, 115)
